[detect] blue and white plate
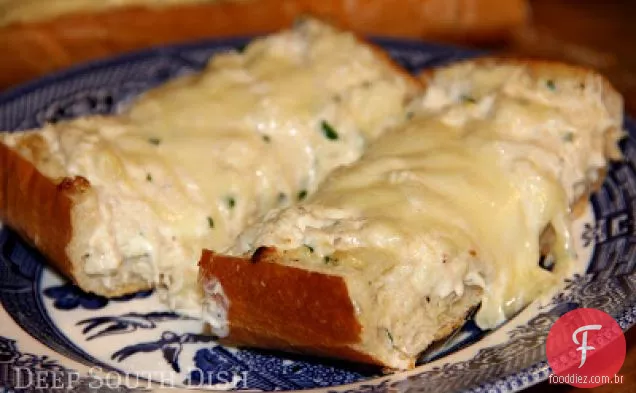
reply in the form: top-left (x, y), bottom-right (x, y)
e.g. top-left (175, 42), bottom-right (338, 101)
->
top-left (0, 38), bottom-right (635, 393)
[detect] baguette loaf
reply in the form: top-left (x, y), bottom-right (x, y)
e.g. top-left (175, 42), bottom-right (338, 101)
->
top-left (0, 0), bottom-right (529, 90)
top-left (199, 58), bottom-right (624, 369)
top-left (0, 19), bottom-right (420, 314)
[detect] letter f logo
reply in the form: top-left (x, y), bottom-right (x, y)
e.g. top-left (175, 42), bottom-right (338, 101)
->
top-left (572, 324), bottom-right (602, 368)
top-left (547, 309), bottom-right (626, 388)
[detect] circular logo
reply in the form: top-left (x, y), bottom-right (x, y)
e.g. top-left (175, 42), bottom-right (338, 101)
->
top-left (546, 308), bottom-right (626, 388)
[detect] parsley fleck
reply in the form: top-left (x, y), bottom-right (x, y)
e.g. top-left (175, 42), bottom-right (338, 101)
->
top-left (406, 111), bottom-right (415, 120)
top-left (546, 80), bottom-right (556, 91)
top-left (320, 121), bottom-right (339, 141)
top-left (324, 255), bottom-right (337, 265)
top-left (148, 137), bottom-right (161, 146)
top-left (563, 132), bottom-right (574, 142)
top-left (460, 94), bottom-right (477, 103)
top-left (278, 193), bottom-right (287, 203)
top-left (304, 244), bottom-right (314, 253)
top-left (146, 173), bottom-right (153, 182)
top-left (207, 216), bottom-right (215, 229)
top-left (386, 329), bottom-right (394, 344)
top-left (297, 190), bottom-right (308, 201)
top-left (262, 135), bottom-right (271, 143)
top-left (82, 253), bottom-right (90, 260)
top-left (227, 197), bottom-right (236, 209)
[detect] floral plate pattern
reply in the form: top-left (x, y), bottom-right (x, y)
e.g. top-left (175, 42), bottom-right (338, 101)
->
top-left (0, 38), bottom-right (635, 393)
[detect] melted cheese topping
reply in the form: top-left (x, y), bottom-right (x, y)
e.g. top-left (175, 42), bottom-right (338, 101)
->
top-left (2, 19), bottom-right (414, 314)
top-left (231, 63), bottom-right (620, 329)
top-left (0, 0), bottom-right (243, 26)
top-left (233, 117), bottom-right (573, 329)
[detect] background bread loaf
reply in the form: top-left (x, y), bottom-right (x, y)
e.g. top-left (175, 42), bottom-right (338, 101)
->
top-left (0, 0), bottom-right (529, 90)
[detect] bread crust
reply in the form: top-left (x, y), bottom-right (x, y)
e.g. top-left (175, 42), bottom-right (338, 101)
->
top-left (0, 0), bottom-right (529, 89)
top-left (0, 142), bottom-right (78, 282)
top-left (198, 248), bottom-right (387, 366)
top-left (0, 138), bottom-right (156, 297)
top-left (199, 248), bottom-right (480, 369)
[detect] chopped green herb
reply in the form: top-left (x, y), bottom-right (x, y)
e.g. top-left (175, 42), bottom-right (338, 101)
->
top-left (227, 197), bottom-right (236, 209)
top-left (563, 132), bottom-right (574, 142)
top-left (297, 190), bottom-right (308, 201)
top-left (320, 121), bottom-right (339, 141)
top-left (324, 255), bottom-right (338, 265)
top-left (148, 137), bottom-right (161, 146)
top-left (278, 193), bottom-right (287, 203)
top-left (460, 94), bottom-right (477, 103)
top-left (386, 329), bottom-right (394, 344)
top-left (426, 296), bottom-right (431, 303)
top-left (546, 79), bottom-right (556, 91)
top-left (82, 253), bottom-right (90, 260)
top-left (406, 111), bottom-right (415, 120)
top-left (207, 216), bottom-right (215, 229)
top-left (146, 173), bottom-right (153, 182)
top-left (304, 244), bottom-right (314, 253)
top-left (262, 135), bottom-right (271, 143)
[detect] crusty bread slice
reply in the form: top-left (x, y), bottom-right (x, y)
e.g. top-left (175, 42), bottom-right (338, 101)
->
top-left (198, 58), bottom-right (624, 369)
top-left (0, 19), bottom-right (420, 313)
top-left (0, 0), bottom-right (529, 89)
top-left (200, 248), bottom-right (483, 369)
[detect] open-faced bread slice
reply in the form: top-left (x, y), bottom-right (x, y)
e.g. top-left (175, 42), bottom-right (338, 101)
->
top-left (0, 18), bottom-right (420, 314)
top-left (199, 58), bottom-right (624, 369)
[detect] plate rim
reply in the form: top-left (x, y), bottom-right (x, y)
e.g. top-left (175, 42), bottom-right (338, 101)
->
top-left (0, 35), bottom-right (633, 393)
